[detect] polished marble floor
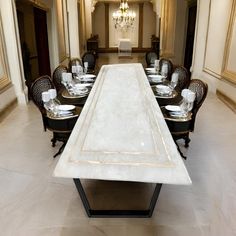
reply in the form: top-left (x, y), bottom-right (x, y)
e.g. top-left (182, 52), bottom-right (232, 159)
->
top-left (0, 54), bottom-right (236, 235)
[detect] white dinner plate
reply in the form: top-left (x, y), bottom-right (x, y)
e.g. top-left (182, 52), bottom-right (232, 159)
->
top-left (81, 74), bottom-right (96, 79)
top-left (148, 74), bottom-right (165, 82)
top-left (155, 85), bottom-right (172, 94)
top-left (169, 111), bottom-right (186, 118)
top-left (58, 105), bottom-right (76, 111)
top-left (75, 83), bottom-right (92, 87)
top-left (74, 84), bottom-right (90, 90)
top-left (145, 68), bottom-right (156, 74)
top-left (165, 105), bottom-right (181, 112)
top-left (145, 68), bottom-right (155, 71)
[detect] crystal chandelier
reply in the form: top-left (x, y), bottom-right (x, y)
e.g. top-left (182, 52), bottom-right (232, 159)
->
top-left (112, 0), bottom-right (136, 30)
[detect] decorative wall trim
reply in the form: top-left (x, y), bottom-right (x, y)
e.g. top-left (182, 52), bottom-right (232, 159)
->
top-left (0, 13), bottom-right (11, 92)
top-left (203, 67), bottom-right (221, 79)
top-left (203, 0), bottom-right (236, 84)
top-left (0, 98), bottom-right (17, 123)
top-left (190, 0), bottom-right (201, 73)
top-left (202, 0), bottom-right (216, 78)
top-left (56, 0), bottom-right (67, 62)
top-left (221, 0), bottom-right (236, 85)
top-left (216, 89), bottom-right (236, 113)
top-left (105, 3), bottom-right (109, 48)
top-left (138, 2), bottom-right (144, 48)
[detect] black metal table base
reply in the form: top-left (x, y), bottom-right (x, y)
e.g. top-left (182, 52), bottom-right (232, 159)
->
top-left (73, 179), bottom-right (162, 218)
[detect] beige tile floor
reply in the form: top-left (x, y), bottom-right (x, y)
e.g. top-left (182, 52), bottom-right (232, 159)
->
top-left (0, 54), bottom-right (236, 235)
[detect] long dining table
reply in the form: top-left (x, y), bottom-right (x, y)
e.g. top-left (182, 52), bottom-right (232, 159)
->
top-left (54, 63), bottom-right (191, 218)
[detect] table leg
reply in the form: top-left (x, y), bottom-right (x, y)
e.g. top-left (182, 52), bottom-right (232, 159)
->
top-left (73, 179), bottom-right (162, 218)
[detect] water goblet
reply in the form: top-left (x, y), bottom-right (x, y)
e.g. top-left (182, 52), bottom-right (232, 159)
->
top-left (161, 63), bottom-right (168, 78)
top-left (84, 62), bottom-right (88, 74)
top-left (154, 59), bottom-right (159, 73)
top-left (180, 99), bottom-right (189, 117)
top-left (170, 73), bottom-right (178, 90)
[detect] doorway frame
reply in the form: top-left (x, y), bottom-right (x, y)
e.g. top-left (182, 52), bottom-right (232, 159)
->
top-left (11, 0), bottom-right (56, 99)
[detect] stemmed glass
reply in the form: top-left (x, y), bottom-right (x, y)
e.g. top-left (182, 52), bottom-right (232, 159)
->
top-left (161, 63), bottom-right (168, 78)
top-left (170, 73), bottom-right (178, 90)
top-left (62, 72), bottom-right (75, 95)
top-left (154, 59), bottom-right (159, 74)
top-left (72, 65), bottom-right (83, 78)
top-left (84, 62), bottom-right (88, 74)
top-left (180, 89), bottom-right (196, 116)
top-left (48, 89), bottom-right (60, 115)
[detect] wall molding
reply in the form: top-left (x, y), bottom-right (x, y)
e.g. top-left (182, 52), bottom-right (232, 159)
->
top-left (105, 3), bottom-right (109, 48)
top-left (203, 67), bottom-right (221, 79)
top-left (221, 0), bottom-right (236, 86)
top-left (138, 2), bottom-right (144, 48)
top-left (216, 89), bottom-right (236, 113)
top-left (0, 13), bottom-right (11, 92)
top-left (203, 0), bottom-right (236, 86)
top-left (0, 98), bottom-right (17, 122)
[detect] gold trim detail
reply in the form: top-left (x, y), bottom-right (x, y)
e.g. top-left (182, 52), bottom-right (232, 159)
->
top-left (216, 89), bottom-right (236, 113)
top-left (0, 98), bottom-right (17, 122)
top-left (221, 0), bottom-right (236, 85)
top-left (0, 14), bottom-right (11, 92)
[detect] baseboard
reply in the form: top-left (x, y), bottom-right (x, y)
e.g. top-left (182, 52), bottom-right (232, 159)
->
top-left (216, 89), bottom-right (236, 113)
top-left (0, 98), bottom-right (18, 122)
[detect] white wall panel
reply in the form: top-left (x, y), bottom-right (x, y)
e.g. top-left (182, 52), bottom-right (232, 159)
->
top-left (204, 0), bottom-right (233, 76)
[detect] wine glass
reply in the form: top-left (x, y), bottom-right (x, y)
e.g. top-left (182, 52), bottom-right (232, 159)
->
top-left (170, 73), bottom-right (178, 90)
top-left (84, 62), bottom-right (88, 74)
top-left (161, 63), bottom-right (168, 78)
top-left (154, 59), bottom-right (159, 73)
top-left (180, 90), bottom-right (196, 116)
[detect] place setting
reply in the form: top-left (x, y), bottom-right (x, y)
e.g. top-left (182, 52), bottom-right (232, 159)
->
top-left (147, 74), bottom-right (166, 84)
top-left (152, 84), bottom-right (178, 98)
top-left (42, 89), bottom-right (78, 119)
top-left (71, 64), bottom-right (96, 83)
top-left (61, 72), bottom-right (91, 99)
top-left (162, 89), bottom-right (196, 120)
top-left (151, 72), bottom-right (179, 98)
top-left (77, 74), bottom-right (96, 83)
top-left (54, 105), bottom-right (77, 118)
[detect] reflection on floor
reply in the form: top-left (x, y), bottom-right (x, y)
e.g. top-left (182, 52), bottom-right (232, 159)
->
top-left (0, 53), bottom-right (236, 235)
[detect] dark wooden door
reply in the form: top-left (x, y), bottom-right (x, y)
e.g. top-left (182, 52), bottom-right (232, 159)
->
top-left (34, 7), bottom-right (51, 76)
top-left (184, 4), bottom-right (197, 72)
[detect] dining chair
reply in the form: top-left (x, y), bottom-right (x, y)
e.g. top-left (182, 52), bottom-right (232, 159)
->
top-left (30, 75), bottom-right (79, 157)
top-left (164, 79), bottom-right (208, 158)
top-left (82, 51), bottom-right (97, 74)
top-left (159, 58), bottom-right (173, 80)
top-left (52, 65), bottom-right (68, 92)
top-left (145, 51), bottom-right (158, 67)
top-left (172, 66), bottom-right (190, 92)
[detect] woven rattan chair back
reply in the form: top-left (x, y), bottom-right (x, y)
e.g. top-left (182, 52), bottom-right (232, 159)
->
top-left (188, 79), bottom-right (208, 131)
top-left (52, 65), bottom-right (68, 92)
top-left (159, 58), bottom-right (173, 80)
top-left (145, 51), bottom-right (158, 67)
top-left (82, 52), bottom-right (96, 70)
top-left (172, 66), bottom-right (190, 91)
top-left (30, 75), bottom-right (54, 111)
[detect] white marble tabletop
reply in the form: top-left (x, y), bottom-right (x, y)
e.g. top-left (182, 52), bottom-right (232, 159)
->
top-left (54, 63), bottom-right (191, 185)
